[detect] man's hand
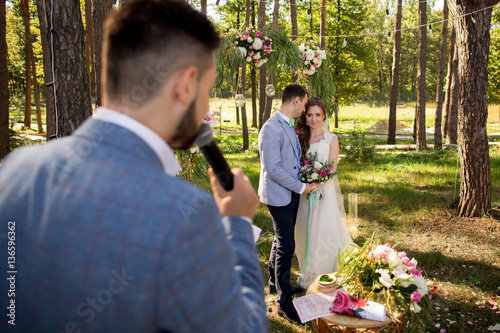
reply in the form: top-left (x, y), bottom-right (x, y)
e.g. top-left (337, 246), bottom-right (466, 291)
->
top-left (303, 182), bottom-right (316, 194)
top-left (209, 168), bottom-right (260, 220)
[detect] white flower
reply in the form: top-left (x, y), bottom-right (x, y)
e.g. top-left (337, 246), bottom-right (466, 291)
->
top-left (410, 258), bottom-right (418, 267)
top-left (209, 119), bottom-right (219, 128)
top-left (392, 267), bottom-right (412, 282)
top-left (189, 146), bottom-right (200, 154)
top-left (410, 301), bottom-right (421, 313)
top-left (256, 58), bottom-right (268, 67)
top-left (314, 161), bottom-right (322, 169)
top-left (305, 49), bottom-right (315, 61)
top-left (488, 323), bottom-right (500, 331)
top-left (237, 46), bottom-right (247, 57)
top-left (246, 56), bottom-right (252, 62)
top-left (247, 36), bottom-right (253, 43)
top-left (252, 37), bottom-right (263, 50)
top-left (299, 43), bottom-right (306, 52)
top-left (388, 251), bottom-right (403, 269)
top-left (311, 172), bottom-right (319, 180)
top-left (319, 49), bottom-right (327, 59)
top-left (306, 66), bottom-right (316, 75)
top-left (413, 275), bottom-right (428, 296)
top-left (253, 53), bottom-right (261, 60)
top-left (304, 60), bottom-right (309, 65)
top-left (375, 268), bottom-right (395, 288)
top-left (312, 58), bottom-right (322, 67)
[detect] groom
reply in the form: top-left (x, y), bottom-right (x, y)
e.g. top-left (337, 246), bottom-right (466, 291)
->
top-left (258, 84), bottom-right (315, 323)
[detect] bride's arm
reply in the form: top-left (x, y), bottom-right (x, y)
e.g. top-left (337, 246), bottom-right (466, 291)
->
top-left (328, 135), bottom-right (339, 172)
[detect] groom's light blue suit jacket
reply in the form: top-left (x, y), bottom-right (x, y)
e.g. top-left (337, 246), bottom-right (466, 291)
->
top-left (258, 113), bottom-right (303, 207)
top-left (0, 118), bottom-right (267, 332)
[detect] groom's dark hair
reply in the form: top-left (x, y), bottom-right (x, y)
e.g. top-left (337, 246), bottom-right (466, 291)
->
top-left (282, 84), bottom-right (308, 105)
top-left (102, 0), bottom-right (220, 106)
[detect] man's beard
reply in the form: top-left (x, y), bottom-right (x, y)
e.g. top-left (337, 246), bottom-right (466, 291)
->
top-left (169, 98), bottom-right (200, 150)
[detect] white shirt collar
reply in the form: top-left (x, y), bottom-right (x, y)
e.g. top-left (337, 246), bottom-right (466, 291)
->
top-left (277, 110), bottom-right (291, 123)
top-left (93, 107), bottom-right (181, 176)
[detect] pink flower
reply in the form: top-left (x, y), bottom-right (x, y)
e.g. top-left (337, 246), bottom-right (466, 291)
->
top-left (330, 290), bottom-right (353, 314)
top-left (367, 252), bottom-right (375, 259)
top-left (384, 243), bottom-right (392, 248)
top-left (249, 46), bottom-right (253, 49)
top-left (265, 51), bottom-right (269, 55)
top-left (304, 160), bottom-right (310, 164)
top-left (397, 251), bottom-right (407, 258)
top-left (411, 291), bottom-right (421, 302)
top-left (248, 51), bottom-right (254, 56)
top-left (205, 114), bottom-right (211, 121)
top-left (402, 257), bottom-right (410, 265)
top-left (367, 244), bottom-right (373, 249)
top-left (295, 130), bottom-right (300, 135)
top-left (467, 321), bottom-right (473, 325)
top-left (440, 329), bottom-right (446, 333)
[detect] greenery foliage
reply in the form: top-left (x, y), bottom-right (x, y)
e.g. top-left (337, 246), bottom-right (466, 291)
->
top-left (336, 235), bottom-right (432, 332)
top-left (342, 130), bottom-right (376, 163)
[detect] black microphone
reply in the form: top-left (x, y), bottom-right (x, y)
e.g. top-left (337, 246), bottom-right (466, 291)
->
top-left (195, 123), bottom-right (234, 191)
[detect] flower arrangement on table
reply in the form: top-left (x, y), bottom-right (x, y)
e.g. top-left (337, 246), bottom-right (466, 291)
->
top-left (335, 235), bottom-right (431, 332)
top-left (298, 41), bottom-right (327, 75)
top-left (234, 26), bottom-right (273, 68)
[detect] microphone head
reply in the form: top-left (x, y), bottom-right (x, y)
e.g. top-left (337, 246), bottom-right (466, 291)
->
top-left (194, 123), bottom-right (213, 147)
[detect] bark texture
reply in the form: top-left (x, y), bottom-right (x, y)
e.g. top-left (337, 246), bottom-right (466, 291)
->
top-left (387, 0), bottom-right (402, 144)
top-left (415, 0), bottom-right (427, 151)
top-left (41, 0), bottom-right (92, 137)
top-left (0, 0), bottom-right (10, 159)
top-left (448, 0), bottom-right (497, 217)
top-left (434, 1), bottom-right (448, 150)
top-left (92, 0), bottom-right (114, 107)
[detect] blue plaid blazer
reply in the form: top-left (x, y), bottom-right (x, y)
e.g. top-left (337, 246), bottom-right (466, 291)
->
top-left (0, 118), bottom-right (267, 332)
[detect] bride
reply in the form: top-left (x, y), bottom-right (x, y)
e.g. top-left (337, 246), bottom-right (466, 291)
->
top-left (294, 97), bottom-right (353, 289)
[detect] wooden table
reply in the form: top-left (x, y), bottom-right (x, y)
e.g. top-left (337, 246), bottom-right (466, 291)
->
top-left (306, 281), bottom-right (407, 333)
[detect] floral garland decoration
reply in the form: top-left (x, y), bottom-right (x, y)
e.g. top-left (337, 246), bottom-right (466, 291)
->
top-left (234, 26), bottom-right (273, 68)
top-left (335, 235), bottom-right (431, 332)
top-left (298, 41), bottom-right (327, 75)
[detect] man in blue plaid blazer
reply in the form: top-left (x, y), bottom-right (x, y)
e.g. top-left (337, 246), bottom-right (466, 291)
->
top-left (0, 0), bottom-right (267, 332)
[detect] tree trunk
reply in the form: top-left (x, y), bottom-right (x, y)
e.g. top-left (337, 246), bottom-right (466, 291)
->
top-left (251, 67), bottom-right (257, 128)
top-left (260, 0), bottom-right (280, 130)
top-left (415, 0), bottom-right (427, 151)
top-left (85, 0), bottom-right (94, 100)
top-left (92, 0), bottom-right (114, 107)
top-left (0, 0), bottom-right (10, 159)
top-left (258, 0), bottom-right (266, 130)
top-left (21, 0), bottom-right (32, 129)
top-left (289, 0), bottom-right (298, 83)
top-left (22, 0), bottom-right (43, 133)
top-left (241, 64), bottom-right (249, 151)
top-left (200, 0), bottom-right (207, 13)
top-left (40, 0), bottom-right (92, 137)
top-left (442, 23), bottom-right (456, 140)
top-left (35, 0), bottom-right (55, 139)
top-left (31, 51), bottom-right (43, 133)
top-left (320, 0), bottom-right (326, 49)
top-left (448, 0), bottom-right (497, 217)
top-left (388, 0), bottom-right (402, 144)
top-left (434, 1), bottom-right (448, 150)
top-left (447, 42), bottom-right (459, 144)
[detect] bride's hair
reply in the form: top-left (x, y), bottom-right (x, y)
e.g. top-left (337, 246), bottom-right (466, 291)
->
top-left (295, 97), bottom-right (327, 157)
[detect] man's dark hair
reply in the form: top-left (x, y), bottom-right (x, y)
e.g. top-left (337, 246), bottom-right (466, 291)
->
top-left (103, 0), bottom-right (221, 106)
top-left (281, 84), bottom-right (308, 105)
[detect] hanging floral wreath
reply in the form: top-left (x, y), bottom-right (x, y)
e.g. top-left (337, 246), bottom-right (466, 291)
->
top-left (234, 26), bottom-right (273, 68)
top-left (298, 41), bottom-right (327, 75)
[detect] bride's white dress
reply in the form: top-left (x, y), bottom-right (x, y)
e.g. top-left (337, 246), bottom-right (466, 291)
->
top-left (295, 132), bottom-right (353, 289)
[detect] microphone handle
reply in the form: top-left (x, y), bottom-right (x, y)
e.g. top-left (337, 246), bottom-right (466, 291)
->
top-left (200, 141), bottom-right (234, 191)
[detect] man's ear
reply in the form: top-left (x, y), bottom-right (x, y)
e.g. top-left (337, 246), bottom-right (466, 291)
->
top-left (293, 96), bottom-right (301, 106)
top-left (173, 66), bottom-right (198, 106)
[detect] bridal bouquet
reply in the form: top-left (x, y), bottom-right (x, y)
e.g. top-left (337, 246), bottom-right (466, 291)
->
top-left (336, 235), bottom-right (431, 332)
top-left (299, 152), bottom-right (336, 184)
top-left (234, 26), bottom-right (273, 68)
top-left (298, 41), bottom-right (327, 75)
